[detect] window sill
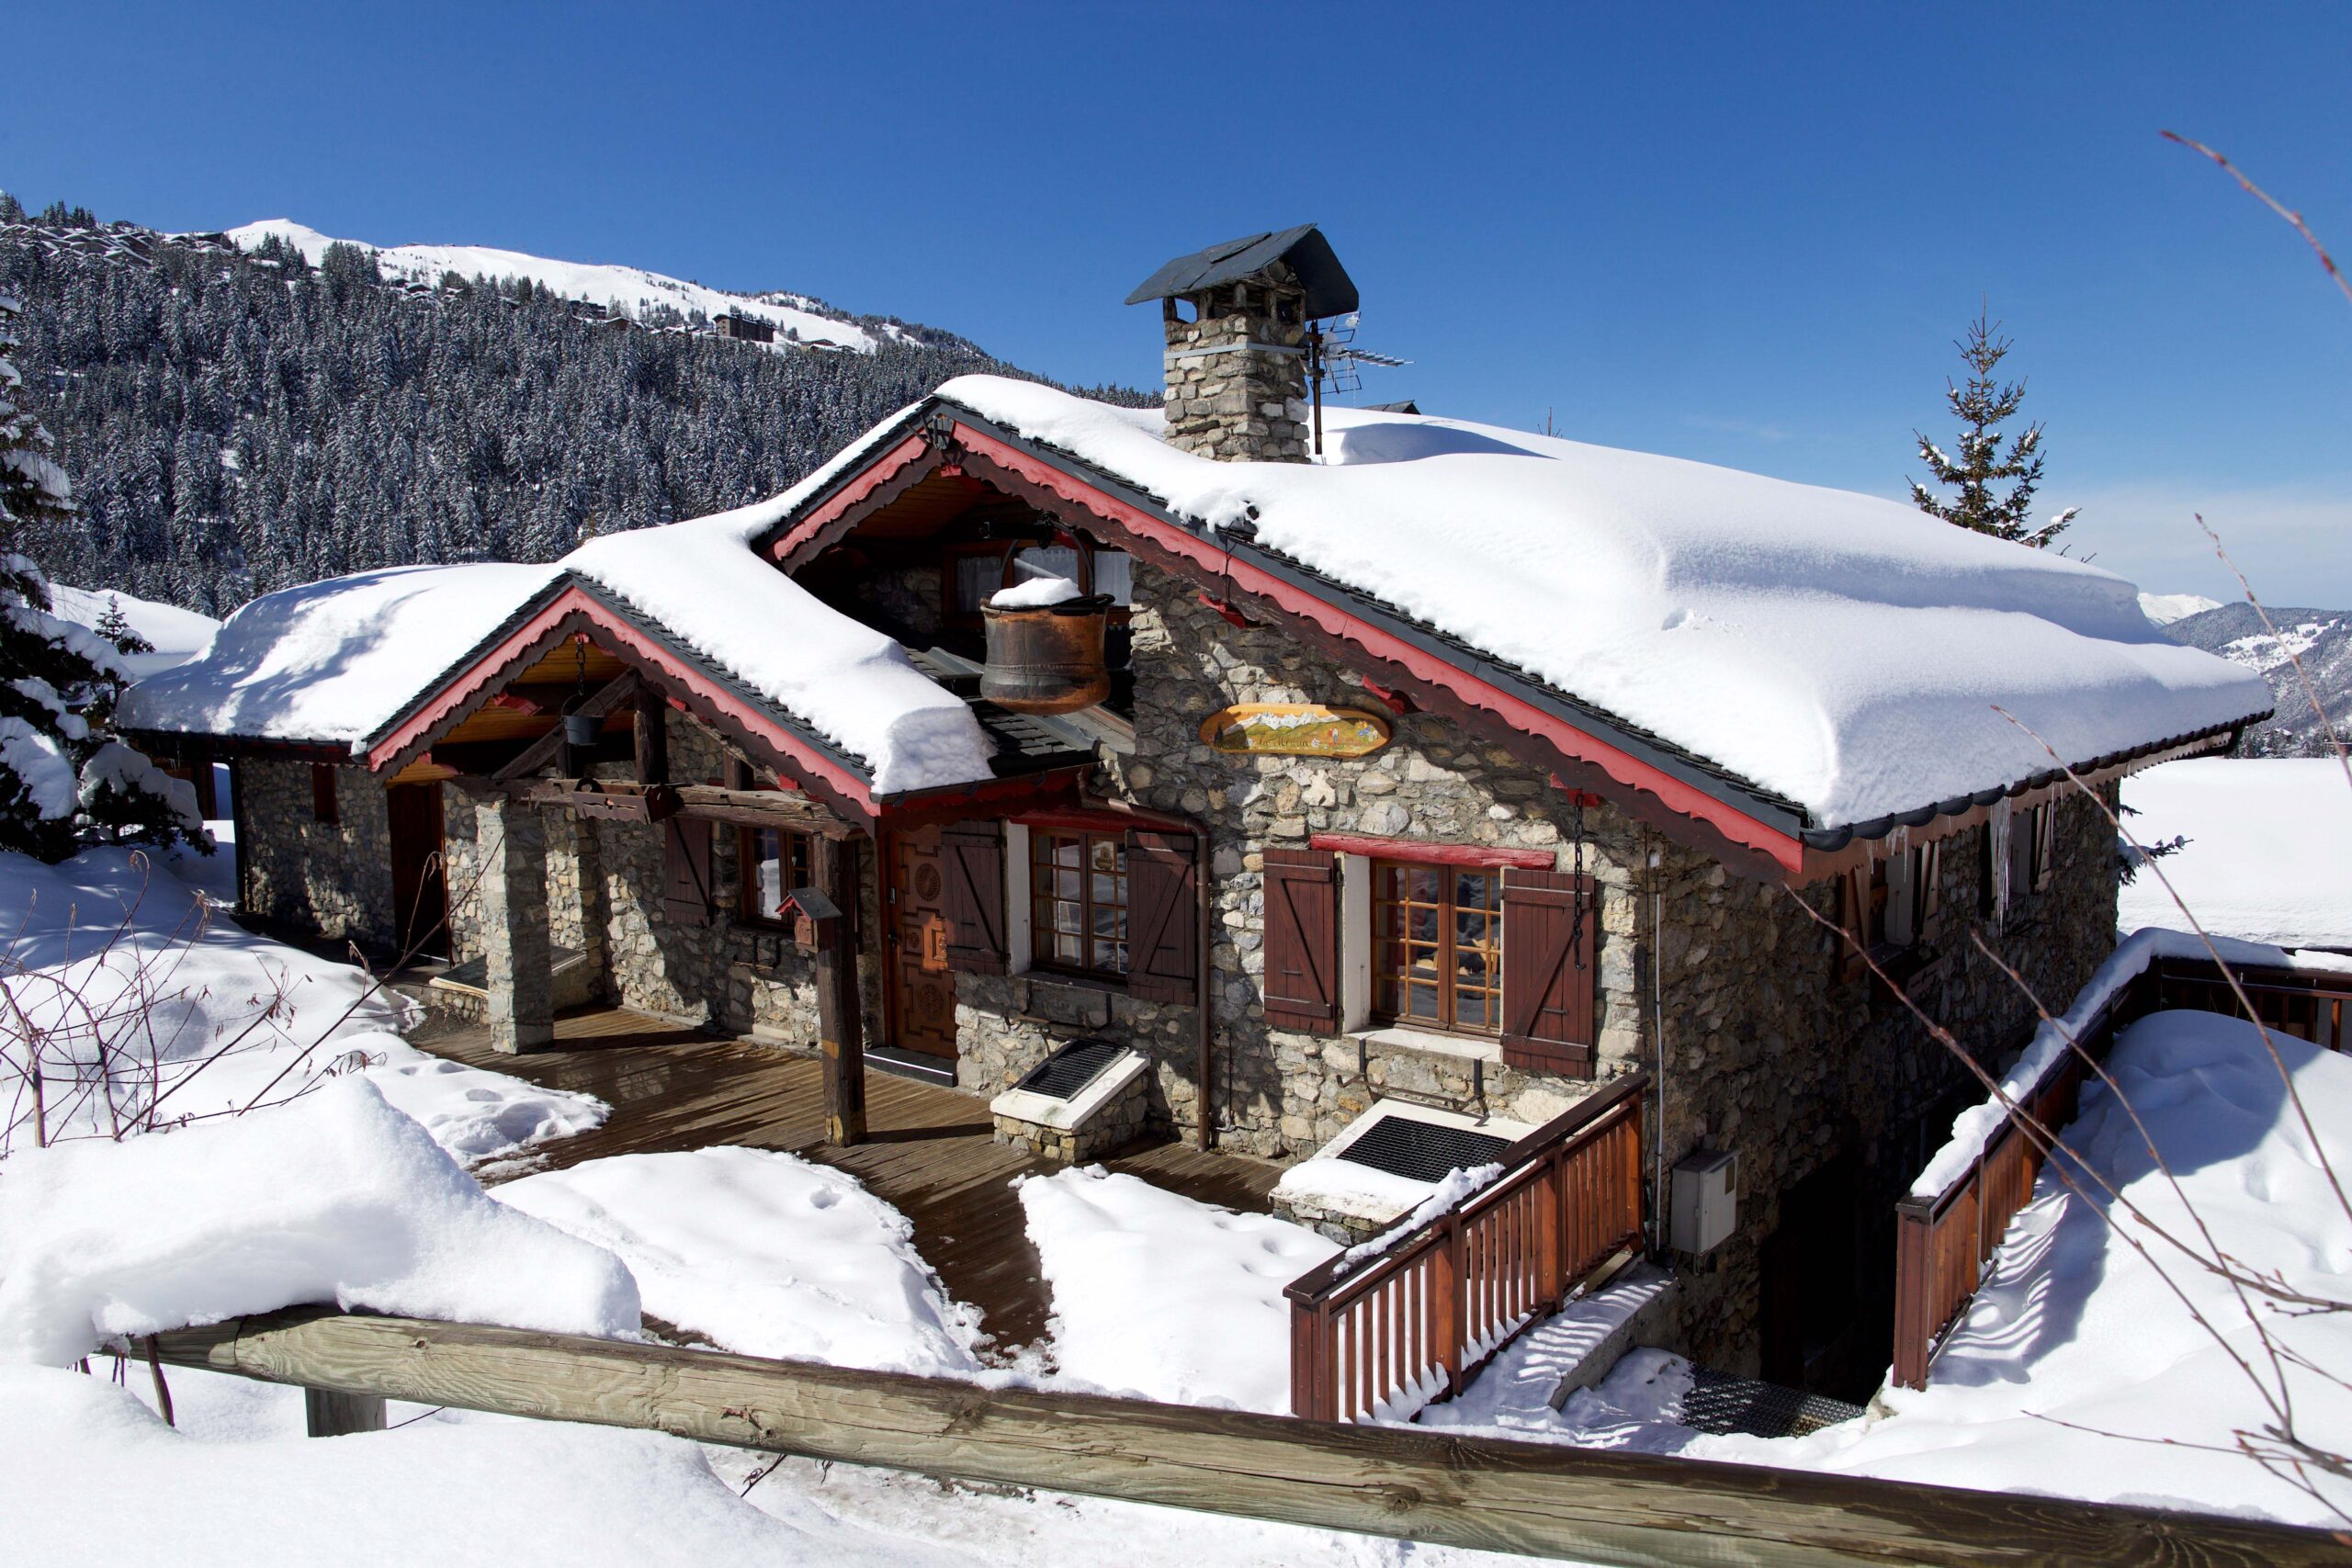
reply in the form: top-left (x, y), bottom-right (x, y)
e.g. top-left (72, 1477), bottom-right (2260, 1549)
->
top-left (1348, 1023), bottom-right (1503, 1066)
top-left (1023, 967), bottom-right (1130, 998)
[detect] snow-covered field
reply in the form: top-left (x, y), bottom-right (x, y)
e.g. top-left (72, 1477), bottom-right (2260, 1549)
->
top-left (226, 220), bottom-right (911, 354)
top-left (2119, 757), bottom-right (2352, 948)
top-left (45, 582), bottom-right (219, 679)
top-left (0, 845), bottom-right (605, 1159)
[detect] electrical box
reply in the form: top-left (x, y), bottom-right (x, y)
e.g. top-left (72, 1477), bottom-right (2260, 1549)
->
top-left (1670, 1149), bottom-right (1738, 1256)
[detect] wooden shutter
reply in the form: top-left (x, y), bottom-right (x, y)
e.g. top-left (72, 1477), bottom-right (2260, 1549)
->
top-left (1125, 829), bottom-right (1198, 1002)
top-left (662, 818), bottom-right (713, 927)
top-left (2032, 802), bottom-right (2058, 893)
top-left (1262, 848), bottom-right (1339, 1032)
top-left (1917, 842), bottom-right (1945, 943)
top-left (1835, 866), bottom-right (1870, 983)
top-left (1500, 868), bottom-right (1599, 1077)
top-left (311, 763), bottom-right (339, 826)
top-left (941, 821), bottom-right (1007, 975)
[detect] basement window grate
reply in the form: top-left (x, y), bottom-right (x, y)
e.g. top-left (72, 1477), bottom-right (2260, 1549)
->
top-left (1335, 1116), bottom-right (1512, 1186)
top-left (1677, 1367), bottom-right (1866, 1439)
top-left (1016, 1039), bottom-right (1127, 1102)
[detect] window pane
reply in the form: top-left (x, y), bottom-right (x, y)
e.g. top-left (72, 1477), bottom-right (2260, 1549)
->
top-left (1405, 985), bottom-right (1440, 1022)
top-left (1056, 933), bottom-right (1082, 963)
top-left (1408, 867), bottom-right (1442, 904)
top-left (750, 828), bottom-right (785, 919)
top-left (1091, 872), bottom-right (1121, 907)
top-left (1455, 989), bottom-right (1491, 1030)
top-left (956, 553), bottom-right (1001, 612)
top-left (1457, 870), bottom-right (1498, 911)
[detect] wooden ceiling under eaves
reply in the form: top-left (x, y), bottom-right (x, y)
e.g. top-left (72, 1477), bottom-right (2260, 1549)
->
top-left (388, 637), bottom-right (634, 784)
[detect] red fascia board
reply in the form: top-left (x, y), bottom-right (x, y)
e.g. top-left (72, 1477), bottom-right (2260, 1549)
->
top-left (762, 432), bottom-right (933, 563)
top-left (1019, 804), bottom-right (1198, 837)
top-left (1309, 832), bottom-right (1556, 870)
top-left (366, 584), bottom-right (876, 818)
top-left (944, 421), bottom-right (1807, 877)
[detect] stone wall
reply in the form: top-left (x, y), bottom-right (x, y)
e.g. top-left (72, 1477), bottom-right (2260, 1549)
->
top-left (437, 714), bottom-right (880, 1049)
top-left (234, 759), bottom-right (396, 950)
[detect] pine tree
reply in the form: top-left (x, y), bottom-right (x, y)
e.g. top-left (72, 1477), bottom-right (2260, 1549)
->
top-left (0, 291), bottom-right (202, 859)
top-left (94, 593), bottom-right (152, 656)
top-left (1908, 305), bottom-right (2077, 548)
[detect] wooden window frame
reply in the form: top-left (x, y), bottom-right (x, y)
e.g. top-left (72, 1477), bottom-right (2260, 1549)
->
top-left (736, 823), bottom-right (814, 930)
top-left (1029, 828), bottom-right (1129, 979)
top-left (941, 541), bottom-right (1136, 631)
top-left (1372, 858), bottom-right (1504, 1038)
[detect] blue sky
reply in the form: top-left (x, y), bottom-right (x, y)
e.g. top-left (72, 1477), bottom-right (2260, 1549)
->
top-left (9, 1), bottom-right (2350, 604)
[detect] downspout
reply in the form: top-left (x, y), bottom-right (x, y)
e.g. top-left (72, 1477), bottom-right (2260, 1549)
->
top-left (1650, 839), bottom-right (1668, 1258)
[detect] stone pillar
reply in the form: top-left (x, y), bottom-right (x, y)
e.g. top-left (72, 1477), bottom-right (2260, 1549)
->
top-left (571, 816), bottom-right (611, 1001)
top-left (476, 797), bottom-right (552, 1053)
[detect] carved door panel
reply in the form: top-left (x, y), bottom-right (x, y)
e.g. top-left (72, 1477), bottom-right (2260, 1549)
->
top-left (888, 825), bottom-right (959, 1061)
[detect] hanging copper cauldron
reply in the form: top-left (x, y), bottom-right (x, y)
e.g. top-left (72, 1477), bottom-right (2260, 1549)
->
top-left (978, 536), bottom-right (1114, 715)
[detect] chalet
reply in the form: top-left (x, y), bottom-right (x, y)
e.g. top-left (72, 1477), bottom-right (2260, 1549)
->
top-left (120, 227), bottom-right (2270, 1393)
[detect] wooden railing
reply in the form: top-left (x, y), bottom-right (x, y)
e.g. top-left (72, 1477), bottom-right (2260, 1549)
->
top-left (139, 1305), bottom-right (2343, 1566)
top-left (1893, 952), bottom-right (2352, 1391)
top-left (1286, 1071), bottom-right (1648, 1423)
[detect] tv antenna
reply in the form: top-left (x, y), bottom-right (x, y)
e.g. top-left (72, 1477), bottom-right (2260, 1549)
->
top-left (1304, 313), bottom-right (1410, 457)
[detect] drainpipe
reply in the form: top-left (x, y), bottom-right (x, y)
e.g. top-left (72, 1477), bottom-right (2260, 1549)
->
top-left (1650, 842), bottom-right (1668, 1258)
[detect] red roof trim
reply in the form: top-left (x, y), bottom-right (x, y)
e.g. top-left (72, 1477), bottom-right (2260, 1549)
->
top-left (365, 583), bottom-right (878, 821)
top-left (941, 421), bottom-right (1808, 876)
top-left (1309, 832), bottom-right (1556, 870)
top-left (762, 432), bottom-right (933, 564)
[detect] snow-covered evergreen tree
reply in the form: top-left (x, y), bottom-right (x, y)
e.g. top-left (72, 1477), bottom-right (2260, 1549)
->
top-left (1908, 306), bottom-right (2077, 548)
top-left (1, 290), bottom-right (202, 860)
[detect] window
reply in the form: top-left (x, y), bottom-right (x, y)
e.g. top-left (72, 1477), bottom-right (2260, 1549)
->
top-left (310, 762), bottom-right (338, 826)
top-left (738, 826), bottom-right (812, 925)
top-left (1373, 862), bottom-right (1503, 1035)
top-left (1031, 829), bottom-right (1127, 976)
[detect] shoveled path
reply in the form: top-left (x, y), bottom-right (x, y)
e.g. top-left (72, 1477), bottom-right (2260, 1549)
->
top-left (412, 1005), bottom-right (1283, 1353)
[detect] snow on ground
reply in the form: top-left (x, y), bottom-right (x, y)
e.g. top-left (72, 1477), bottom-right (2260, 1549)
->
top-left (0, 846), bottom-right (605, 1162)
top-left (2119, 758), bottom-right (2352, 948)
top-left (0, 1077), bottom-right (639, 1362)
top-left (939, 378), bottom-right (2267, 828)
top-left (1017, 1166), bottom-right (1337, 1412)
top-left (226, 219), bottom-right (906, 353)
top-left (46, 582), bottom-right (220, 679)
top-left (117, 562), bottom-right (560, 750)
top-left (1442, 1007), bottom-right (2352, 1526)
top-left (495, 1148), bottom-right (985, 1375)
top-left (2139, 590), bottom-right (2223, 626)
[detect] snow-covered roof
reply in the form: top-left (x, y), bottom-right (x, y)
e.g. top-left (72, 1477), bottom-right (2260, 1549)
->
top-left (932, 377), bottom-right (2272, 830)
top-left (118, 564), bottom-right (564, 748)
top-left (119, 411), bottom-right (997, 796)
top-left (47, 584), bottom-right (221, 681)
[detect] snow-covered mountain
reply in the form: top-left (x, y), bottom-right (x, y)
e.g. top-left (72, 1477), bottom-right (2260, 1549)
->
top-left (2162, 601), bottom-right (2351, 756)
top-left (222, 220), bottom-right (918, 354)
top-left (2137, 591), bottom-right (2222, 626)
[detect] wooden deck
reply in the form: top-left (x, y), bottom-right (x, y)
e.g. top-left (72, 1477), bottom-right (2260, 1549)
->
top-left (412, 1005), bottom-right (1283, 1352)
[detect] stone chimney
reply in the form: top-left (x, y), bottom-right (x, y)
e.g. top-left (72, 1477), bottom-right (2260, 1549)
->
top-left (1125, 226), bottom-right (1358, 465)
top-left (1159, 276), bottom-right (1311, 463)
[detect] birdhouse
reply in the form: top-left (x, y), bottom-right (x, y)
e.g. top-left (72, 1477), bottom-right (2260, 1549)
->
top-left (978, 535), bottom-right (1114, 716)
top-left (780, 885), bottom-right (843, 952)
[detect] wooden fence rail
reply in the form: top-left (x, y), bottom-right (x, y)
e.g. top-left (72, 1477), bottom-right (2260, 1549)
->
top-left (1893, 953), bottom-right (2352, 1391)
top-left (139, 1307), bottom-right (2341, 1567)
top-left (1286, 1071), bottom-right (1647, 1424)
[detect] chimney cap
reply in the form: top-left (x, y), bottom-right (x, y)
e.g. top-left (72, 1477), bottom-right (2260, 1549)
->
top-left (1125, 224), bottom-right (1359, 319)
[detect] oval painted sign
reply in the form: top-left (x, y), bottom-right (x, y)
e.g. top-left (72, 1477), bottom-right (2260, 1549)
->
top-left (1197, 704), bottom-right (1392, 758)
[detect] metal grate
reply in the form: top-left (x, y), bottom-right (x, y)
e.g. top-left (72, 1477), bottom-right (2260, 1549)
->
top-left (1016, 1039), bottom-right (1127, 1101)
top-left (1678, 1366), bottom-right (1865, 1439)
top-left (1334, 1114), bottom-right (1512, 1186)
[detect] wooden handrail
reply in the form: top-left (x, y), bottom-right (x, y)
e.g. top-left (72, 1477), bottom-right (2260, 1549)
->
top-left (139, 1307), bottom-right (2341, 1565)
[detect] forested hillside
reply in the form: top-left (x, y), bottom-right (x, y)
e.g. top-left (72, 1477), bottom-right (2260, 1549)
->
top-left (2162, 601), bottom-right (2352, 758)
top-left (0, 203), bottom-right (1140, 615)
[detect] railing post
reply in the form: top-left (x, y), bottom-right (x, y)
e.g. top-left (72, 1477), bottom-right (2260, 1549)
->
top-left (1892, 1200), bottom-right (1933, 1391)
top-left (1536, 1149), bottom-right (1566, 1308)
top-left (1289, 1299), bottom-right (1331, 1422)
top-left (1434, 1214), bottom-right (1463, 1400)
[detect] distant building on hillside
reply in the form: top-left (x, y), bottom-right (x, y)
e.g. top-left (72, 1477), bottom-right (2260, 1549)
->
top-left (715, 311), bottom-right (775, 344)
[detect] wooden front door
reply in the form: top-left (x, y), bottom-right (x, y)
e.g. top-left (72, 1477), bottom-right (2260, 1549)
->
top-left (387, 783), bottom-right (448, 959)
top-left (886, 825), bottom-right (959, 1062)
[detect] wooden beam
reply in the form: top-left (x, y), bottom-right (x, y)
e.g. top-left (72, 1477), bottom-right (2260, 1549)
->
top-left (814, 834), bottom-right (866, 1146)
top-left (141, 1310), bottom-right (2337, 1567)
top-left (491, 672), bottom-right (639, 784)
top-left (673, 784), bottom-right (852, 839)
top-left (634, 693), bottom-right (668, 785)
top-left (507, 779), bottom-right (682, 823)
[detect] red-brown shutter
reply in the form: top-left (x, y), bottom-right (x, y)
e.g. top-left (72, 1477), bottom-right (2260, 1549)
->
top-left (941, 821), bottom-right (1007, 975)
top-left (1262, 848), bottom-right (1339, 1032)
top-left (1829, 867), bottom-right (1869, 983)
top-left (1125, 829), bottom-right (1197, 1002)
top-left (662, 818), bottom-right (713, 927)
top-left (1917, 842), bottom-right (1945, 943)
top-left (2033, 802), bottom-right (2058, 893)
top-left (1500, 869), bottom-right (1598, 1077)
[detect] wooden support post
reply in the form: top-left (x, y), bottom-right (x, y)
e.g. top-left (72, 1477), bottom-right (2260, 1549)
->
top-left (304, 1386), bottom-right (386, 1437)
top-left (815, 834), bottom-right (866, 1146)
